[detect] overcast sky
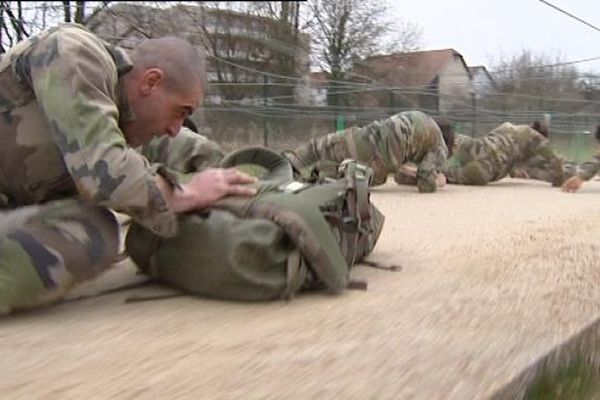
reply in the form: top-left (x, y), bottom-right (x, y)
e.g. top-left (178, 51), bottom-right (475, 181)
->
top-left (391, 0), bottom-right (600, 74)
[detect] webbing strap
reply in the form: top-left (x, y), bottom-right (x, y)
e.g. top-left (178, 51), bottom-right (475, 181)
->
top-left (343, 160), bottom-right (372, 223)
top-left (345, 128), bottom-right (360, 161)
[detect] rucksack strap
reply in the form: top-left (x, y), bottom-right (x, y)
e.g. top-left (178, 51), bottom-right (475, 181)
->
top-left (214, 190), bottom-right (350, 294)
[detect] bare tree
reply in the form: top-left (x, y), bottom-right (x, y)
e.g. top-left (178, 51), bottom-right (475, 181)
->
top-left (0, 1), bottom-right (111, 53)
top-left (62, 1), bottom-right (86, 23)
top-left (305, 0), bottom-right (422, 106)
top-left (580, 73), bottom-right (600, 104)
top-left (485, 49), bottom-right (584, 114)
top-left (85, 2), bottom-right (310, 105)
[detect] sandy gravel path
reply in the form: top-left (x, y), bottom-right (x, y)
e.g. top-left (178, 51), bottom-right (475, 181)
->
top-left (2, 178), bottom-right (600, 400)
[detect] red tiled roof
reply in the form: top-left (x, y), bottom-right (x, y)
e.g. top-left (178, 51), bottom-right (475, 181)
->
top-left (355, 48), bottom-right (469, 86)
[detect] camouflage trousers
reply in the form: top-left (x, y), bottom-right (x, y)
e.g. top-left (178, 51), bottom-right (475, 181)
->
top-left (288, 126), bottom-right (391, 185)
top-left (0, 199), bottom-right (119, 315)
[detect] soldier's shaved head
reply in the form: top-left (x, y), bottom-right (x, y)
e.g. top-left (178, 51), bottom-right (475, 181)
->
top-left (131, 36), bottom-right (204, 93)
top-left (121, 36), bottom-right (205, 145)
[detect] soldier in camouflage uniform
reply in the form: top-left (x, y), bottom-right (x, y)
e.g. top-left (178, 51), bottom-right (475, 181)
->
top-left (286, 111), bottom-right (448, 192)
top-left (443, 124), bottom-right (566, 186)
top-left (394, 121), bottom-right (571, 187)
top-left (0, 23), bottom-right (253, 314)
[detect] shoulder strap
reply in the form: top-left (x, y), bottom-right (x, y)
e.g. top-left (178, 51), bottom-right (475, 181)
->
top-left (213, 147), bottom-right (351, 293)
top-left (214, 189), bottom-right (350, 294)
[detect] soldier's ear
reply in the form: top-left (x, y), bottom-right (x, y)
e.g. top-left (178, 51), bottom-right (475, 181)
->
top-left (140, 68), bottom-right (164, 95)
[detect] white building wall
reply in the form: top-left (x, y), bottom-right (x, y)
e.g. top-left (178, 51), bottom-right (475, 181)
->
top-left (438, 57), bottom-right (472, 113)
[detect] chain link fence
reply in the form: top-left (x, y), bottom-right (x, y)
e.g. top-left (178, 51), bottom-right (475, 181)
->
top-left (196, 105), bottom-right (600, 162)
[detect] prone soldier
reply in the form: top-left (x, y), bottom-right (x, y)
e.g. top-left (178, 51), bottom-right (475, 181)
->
top-left (397, 121), bottom-right (569, 187)
top-left (443, 123), bottom-right (565, 186)
top-left (0, 23), bottom-right (254, 314)
top-left (286, 111), bottom-right (449, 192)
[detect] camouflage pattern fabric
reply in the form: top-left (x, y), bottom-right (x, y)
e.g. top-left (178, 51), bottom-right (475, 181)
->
top-left (0, 126), bottom-right (219, 314)
top-left (444, 123), bottom-right (565, 186)
top-left (0, 199), bottom-right (119, 314)
top-left (510, 158), bottom-right (578, 184)
top-left (139, 127), bottom-right (224, 178)
top-left (575, 152), bottom-right (600, 181)
top-left (0, 23), bottom-right (177, 237)
top-left (0, 24), bottom-right (225, 313)
top-left (287, 111), bottom-right (448, 192)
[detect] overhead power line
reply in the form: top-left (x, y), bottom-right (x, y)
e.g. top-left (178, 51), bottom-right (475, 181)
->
top-left (539, 0), bottom-right (600, 34)
top-left (491, 55), bottom-right (600, 74)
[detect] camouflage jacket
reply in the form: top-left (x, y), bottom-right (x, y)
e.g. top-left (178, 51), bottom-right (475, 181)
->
top-left (0, 23), bottom-right (183, 237)
top-left (368, 111), bottom-right (447, 191)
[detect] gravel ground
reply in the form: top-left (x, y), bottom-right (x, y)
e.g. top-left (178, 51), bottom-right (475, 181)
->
top-left (2, 177), bottom-right (600, 400)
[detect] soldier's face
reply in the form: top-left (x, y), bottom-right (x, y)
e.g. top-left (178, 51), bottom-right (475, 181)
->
top-left (122, 70), bottom-right (202, 146)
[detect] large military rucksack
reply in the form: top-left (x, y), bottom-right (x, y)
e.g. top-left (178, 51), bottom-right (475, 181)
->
top-left (125, 147), bottom-right (385, 301)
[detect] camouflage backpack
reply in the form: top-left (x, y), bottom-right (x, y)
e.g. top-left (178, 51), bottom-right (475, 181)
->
top-left (125, 147), bottom-right (385, 301)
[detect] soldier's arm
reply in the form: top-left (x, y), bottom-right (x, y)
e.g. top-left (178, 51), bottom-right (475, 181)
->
top-left (509, 165), bottom-right (530, 179)
top-left (157, 168), bottom-right (256, 213)
top-left (415, 144), bottom-right (448, 193)
top-left (563, 152), bottom-right (600, 192)
top-left (27, 26), bottom-right (181, 236)
top-left (139, 127), bottom-right (225, 174)
top-left (394, 164), bottom-right (418, 186)
top-left (525, 136), bottom-right (565, 186)
top-left (576, 152), bottom-right (600, 181)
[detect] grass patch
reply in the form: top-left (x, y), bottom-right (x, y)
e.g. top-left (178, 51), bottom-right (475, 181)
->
top-left (550, 134), bottom-right (598, 163)
top-left (524, 355), bottom-right (600, 400)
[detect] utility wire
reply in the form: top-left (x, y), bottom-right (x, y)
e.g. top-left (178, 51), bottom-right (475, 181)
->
top-left (539, 0), bottom-right (600, 34)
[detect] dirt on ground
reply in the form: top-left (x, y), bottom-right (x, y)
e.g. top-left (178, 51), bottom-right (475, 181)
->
top-left (2, 178), bottom-right (600, 400)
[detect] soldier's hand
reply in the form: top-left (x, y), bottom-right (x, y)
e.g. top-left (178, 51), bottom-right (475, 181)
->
top-left (173, 168), bottom-right (257, 212)
top-left (511, 168), bottom-right (529, 179)
top-left (561, 176), bottom-right (583, 193)
top-left (398, 165), bottom-right (418, 178)
top-left (435, 173), bottom-right (447, 189)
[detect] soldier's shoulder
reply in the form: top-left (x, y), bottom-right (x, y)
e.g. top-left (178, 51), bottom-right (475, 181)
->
top-left (50, 23), bottom-right (97, 38)
top-left (25, 23), bottom-right (100, 49)
top-left (489, 122), bottom-right (518, 137)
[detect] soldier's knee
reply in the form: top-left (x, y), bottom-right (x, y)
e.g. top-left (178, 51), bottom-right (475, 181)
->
top-left (28, 200), bottom-right (120, 279)
top-left (0, 234), bottom-right (78, 314)
top-left (455, 164), bottom-right (491, 185)
top-left (0, 200), bottom-right (119, 314)
top-left (371, 168), bottom-right (390, 186)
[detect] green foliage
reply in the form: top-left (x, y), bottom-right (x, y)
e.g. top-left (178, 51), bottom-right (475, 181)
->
top-left (524, 356), bottom-right (600, 400)
top-left (550, 134), bottom-right (597, 163)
